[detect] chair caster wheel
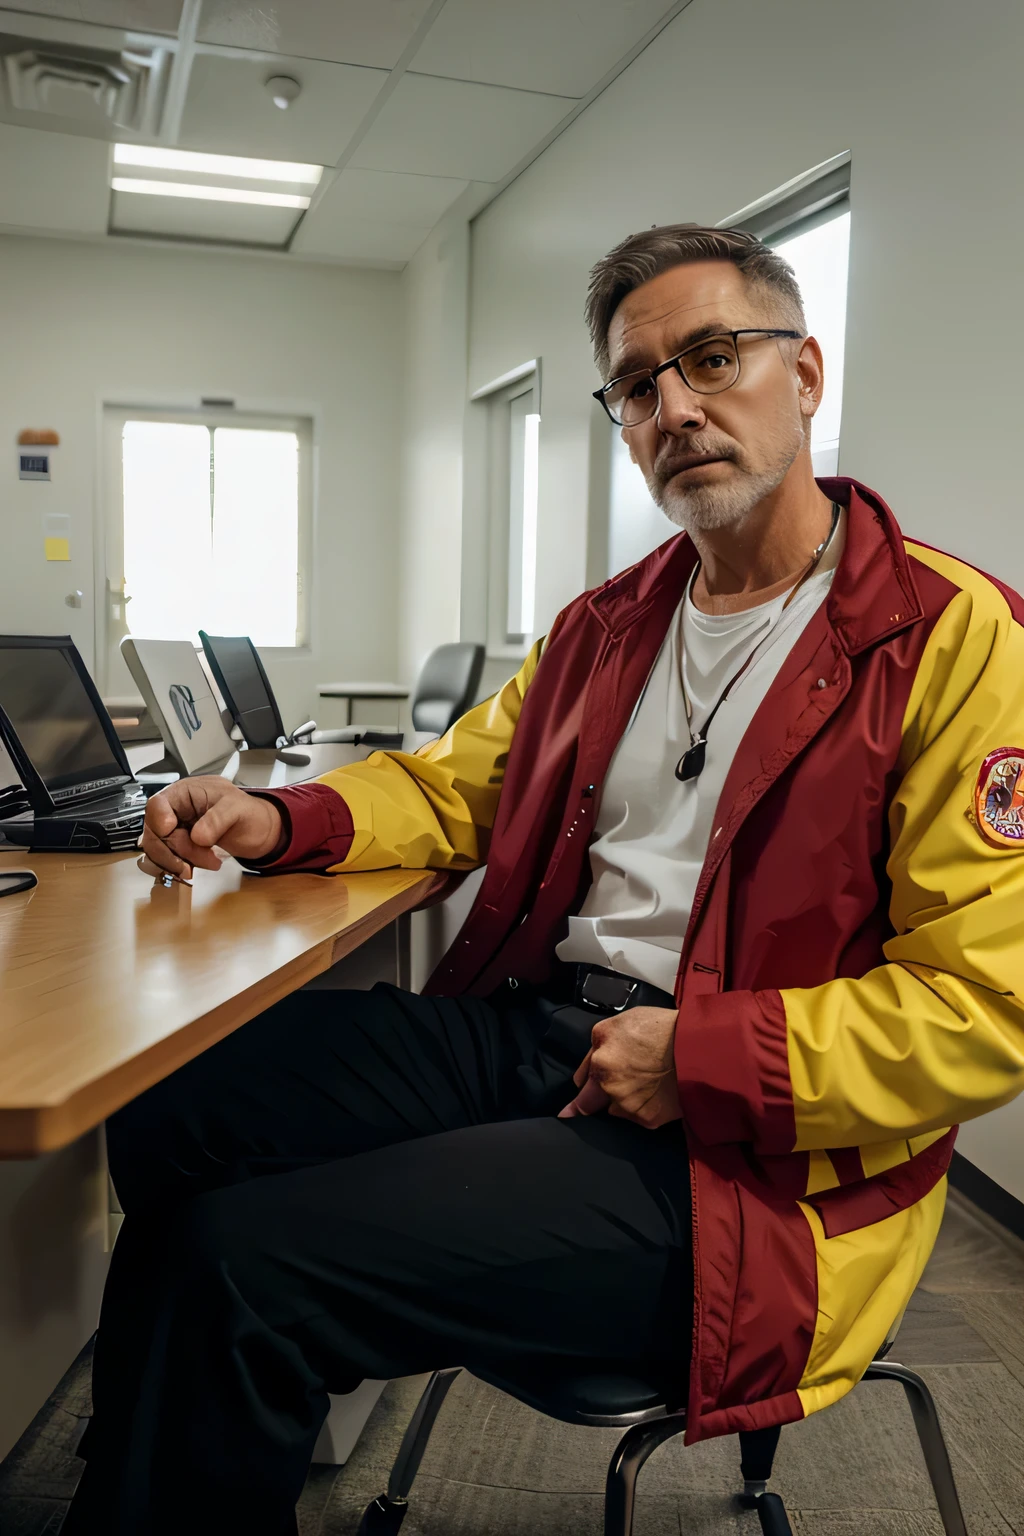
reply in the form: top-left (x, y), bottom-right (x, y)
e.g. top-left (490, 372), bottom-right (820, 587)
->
top-left (356, 1493), bottom-right (408, 1535)
top-left (756, 1491), bottom-right (795, 1535)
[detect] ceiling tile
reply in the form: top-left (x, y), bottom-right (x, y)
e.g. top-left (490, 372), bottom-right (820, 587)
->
top-left (197, 0), bottom-right (436, 68)
top-left (179, 52), bottom-right (387, 165)
top-left (411, 0), bottom-right (675, 97)
top-left (310, 167), bottom-right (467, 228)
top-left (1, 1), bottom-right (183, 30)
top-left (291, 212), bottom-right (430, 263)
top-left (0, 119), bottom-right (108, 231)
top-left (110, 185), bottom-right (300, 244)
top-left (351, 73), bottom-right (574, 183)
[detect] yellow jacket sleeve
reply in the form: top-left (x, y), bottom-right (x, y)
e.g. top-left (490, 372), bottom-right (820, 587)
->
top-left (785, 546), bottom-right (1024, 1150)
top-left (316, 640), bottom-right (544, 873)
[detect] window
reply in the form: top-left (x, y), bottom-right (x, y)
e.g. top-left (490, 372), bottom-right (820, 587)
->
top-left (728, 156), bottom-right (852, 476)
top-left (478, 367), bottom-right (540, 657)
top-left (102, 407), bottom-right (311, 689)
top-left (771, 209), bottom-right (850, 475)
top-left (506, 389), bottom-right (540, 640)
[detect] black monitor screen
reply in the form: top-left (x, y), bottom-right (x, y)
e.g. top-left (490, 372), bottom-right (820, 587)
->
top-left (201, 635), bottom-right (280, 749)
top-left (0, 644), bottom-right (122, 792)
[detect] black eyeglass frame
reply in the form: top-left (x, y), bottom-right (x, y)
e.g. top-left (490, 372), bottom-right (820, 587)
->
top-left (593, 328), bottom-right (805, 426)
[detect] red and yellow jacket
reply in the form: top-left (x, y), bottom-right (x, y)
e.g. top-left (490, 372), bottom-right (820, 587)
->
top-left (263, 479), bottom-right (1024, 1443)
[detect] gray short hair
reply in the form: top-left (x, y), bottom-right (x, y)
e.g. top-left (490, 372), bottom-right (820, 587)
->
top-left (586, 223), bottom-right (805, 378)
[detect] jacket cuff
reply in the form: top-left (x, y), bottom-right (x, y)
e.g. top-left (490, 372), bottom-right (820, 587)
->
top-left (241, 783), bottom-right (354, 873)
top-left (674, 987), bottom-right (796, 1152)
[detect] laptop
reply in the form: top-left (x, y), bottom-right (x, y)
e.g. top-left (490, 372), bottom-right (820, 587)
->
top-left (121, 637), bottom-right (237, 776)
top-left (0, 635), bottom-right (147, 851)
top-left (198, 631), bottom-right (401, 751)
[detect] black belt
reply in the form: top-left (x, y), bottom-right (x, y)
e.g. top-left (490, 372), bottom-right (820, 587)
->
top-left (572, 963), bottom-right (676, 1014)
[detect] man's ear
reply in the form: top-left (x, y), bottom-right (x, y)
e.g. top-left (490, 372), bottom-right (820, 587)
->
top-left (621, 427), bottom-right (638, 464)
top-left (795, 335), bottom-right (825, 419)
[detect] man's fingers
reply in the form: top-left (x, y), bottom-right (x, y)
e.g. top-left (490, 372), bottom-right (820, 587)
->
top-left (165, 827), bottom-right (223, 871)
top-left (557, 1075), bottom-right (612, 1119)
top-left (186, 798), bottom-right (244, 850)
top-left (145, 793), bottom-right (181, 839)
top-left (572, 1048), bottom-right (593, 1089)
top-left (137, 841), bottom-right (192, 879)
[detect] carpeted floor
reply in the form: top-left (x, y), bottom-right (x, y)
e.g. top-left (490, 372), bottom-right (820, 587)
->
top-left (2, 1188), bottom-right (1023, 1534)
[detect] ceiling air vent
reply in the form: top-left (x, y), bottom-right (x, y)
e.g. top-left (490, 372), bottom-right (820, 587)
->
top-left (0, 37), bottom-right (169, 135)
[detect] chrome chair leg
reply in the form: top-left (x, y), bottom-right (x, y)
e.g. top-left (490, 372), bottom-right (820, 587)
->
top-left (864, 1360), bottom-right (968, 1536)
top-left (603, 1414), bottom-right (687, 1536)
top-left (356, 1368), bottom-right (461, 1536)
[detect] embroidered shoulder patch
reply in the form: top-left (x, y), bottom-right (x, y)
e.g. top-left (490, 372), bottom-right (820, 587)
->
top-left (973, 748), bottom-right (1024, 848)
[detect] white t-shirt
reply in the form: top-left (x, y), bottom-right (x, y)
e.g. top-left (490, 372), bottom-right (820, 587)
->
top-left (556, 516), bottom-right (845, 995)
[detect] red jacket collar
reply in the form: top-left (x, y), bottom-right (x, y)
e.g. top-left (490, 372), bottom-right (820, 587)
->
top-left (586, 477), bottom-right (923, 653)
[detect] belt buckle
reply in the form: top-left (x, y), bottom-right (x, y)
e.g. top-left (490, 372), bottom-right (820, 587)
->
top-left (578, 969), bottom-right (639, 1014)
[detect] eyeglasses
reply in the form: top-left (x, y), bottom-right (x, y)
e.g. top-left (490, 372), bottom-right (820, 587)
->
top-left (593, 329), bottom-right (804, 428)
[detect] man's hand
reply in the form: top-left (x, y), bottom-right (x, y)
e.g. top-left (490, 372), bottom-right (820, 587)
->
top-left (557, 1006), bottom-right (682, 1128)
top-left (138, 778), bottom-right (283, 882)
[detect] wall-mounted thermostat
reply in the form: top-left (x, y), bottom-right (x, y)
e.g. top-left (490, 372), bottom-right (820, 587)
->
top-left (17, 429), bottom-right (59, 481)
top-left (19, 452), bottom-right (51, 481)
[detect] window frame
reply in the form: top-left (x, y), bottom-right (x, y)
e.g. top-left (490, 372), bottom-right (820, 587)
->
top-left (721, 154), bottom-right (851, 479)
top-left (99, 403), bottom-right (313, 691)
top-left (470, 362), bottom-right (541, 663)
top-left (720, 151), bottom-right (850, 241)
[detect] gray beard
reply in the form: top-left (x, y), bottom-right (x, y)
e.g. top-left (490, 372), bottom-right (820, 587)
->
top-left (648, 420), bottom-right (805, 536)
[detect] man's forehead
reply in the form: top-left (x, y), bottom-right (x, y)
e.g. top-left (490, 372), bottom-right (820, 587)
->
top-left (606, 262), bottom-right (752, 371)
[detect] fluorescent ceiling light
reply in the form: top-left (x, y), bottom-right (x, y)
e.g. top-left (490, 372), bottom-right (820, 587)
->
top-left (113, 144), bottom-right (322, 185)
top-left (112, 178), bottom-right (310, 209)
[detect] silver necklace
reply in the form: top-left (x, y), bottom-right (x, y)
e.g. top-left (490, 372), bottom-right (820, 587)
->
top-left (675, 501), bottom-right (841, 782)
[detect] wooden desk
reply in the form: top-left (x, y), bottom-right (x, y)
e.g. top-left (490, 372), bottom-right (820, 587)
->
top-left (0, 850), bottom-right (440, 1158)
top-left (126, 741), bottom-right (369, 787)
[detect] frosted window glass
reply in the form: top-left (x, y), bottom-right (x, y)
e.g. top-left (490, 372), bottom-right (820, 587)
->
top-left (773, 209), bottom-right (850, 476)
top-left (123, 422), bottom-right (212, 641)
top-left (211, 429), bottom-right (299, 647)
top-left (121, 421), bottom-right (300, 648)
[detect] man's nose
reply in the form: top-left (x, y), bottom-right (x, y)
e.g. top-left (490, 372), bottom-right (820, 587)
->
top-left (655, 365), bottom-right (708, 435)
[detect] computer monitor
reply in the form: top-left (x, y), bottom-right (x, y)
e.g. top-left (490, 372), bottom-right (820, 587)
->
top-left (121, 637), bottom-right (237, 776)
top-left (198, 632), bottom-right (284, 751)
top-left (0, 636), bottom-right (133, 809)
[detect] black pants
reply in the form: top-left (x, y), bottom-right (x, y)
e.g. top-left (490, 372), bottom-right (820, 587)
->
top-left (63, 983), bottom-right (692, 1535)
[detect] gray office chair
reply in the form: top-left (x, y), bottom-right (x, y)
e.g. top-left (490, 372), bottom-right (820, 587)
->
top-left (355, 1328), bottom-right (967, 1536)
top-left (409, 643), bottom-right (485, 737)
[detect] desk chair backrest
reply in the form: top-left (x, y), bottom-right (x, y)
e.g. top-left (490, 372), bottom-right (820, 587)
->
top-left (198, 632), bottom-right (286, 751)
top-left (411, 644), bottom-right (485, 737)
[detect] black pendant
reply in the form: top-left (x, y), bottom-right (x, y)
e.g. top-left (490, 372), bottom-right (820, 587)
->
top-left (675, 738), bottom-right (706, 782)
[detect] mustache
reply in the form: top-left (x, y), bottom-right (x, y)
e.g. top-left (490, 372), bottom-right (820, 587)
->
top-left (653, 436), bottom-right (738, 480)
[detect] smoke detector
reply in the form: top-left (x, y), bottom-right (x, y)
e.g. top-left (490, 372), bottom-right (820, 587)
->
top-left (265, 74), bottom-right (300, 110)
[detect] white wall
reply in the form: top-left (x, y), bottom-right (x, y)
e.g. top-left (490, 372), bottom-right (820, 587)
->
top-left (466, 0), bottom-right (1024, 632)
top-left (0, 234), bottom-right (403, 728)
top-left (396, 208), bottom-right (470, 692)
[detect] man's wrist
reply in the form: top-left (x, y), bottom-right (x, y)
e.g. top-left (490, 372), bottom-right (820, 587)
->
top-left (242, 790), bottom-right (293, 866)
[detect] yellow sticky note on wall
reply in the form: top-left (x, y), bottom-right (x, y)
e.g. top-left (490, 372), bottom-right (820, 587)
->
top-left (45, 537), bottom-right (70, 561)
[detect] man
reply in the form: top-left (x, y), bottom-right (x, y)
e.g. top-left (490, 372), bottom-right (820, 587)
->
top-left (65, 226), bottom-right (1024, 1534)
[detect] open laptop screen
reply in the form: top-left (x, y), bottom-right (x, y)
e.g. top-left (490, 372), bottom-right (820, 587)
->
top-left (0, 639), bottom-right (125, 793)
top-left (121, 637), bottom-right (236, 775)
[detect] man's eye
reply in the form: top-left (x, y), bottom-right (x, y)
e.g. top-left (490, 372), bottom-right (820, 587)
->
top-left (628, 376), bottom-right (656, 399)
top-left (702, 352), bottom-right (731, 370)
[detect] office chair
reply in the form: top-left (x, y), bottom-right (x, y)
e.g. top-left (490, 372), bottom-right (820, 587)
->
top-left (356, 1324), bottom-right (967, 1536)
top-left (409, 643), bottom-right (485, 737)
